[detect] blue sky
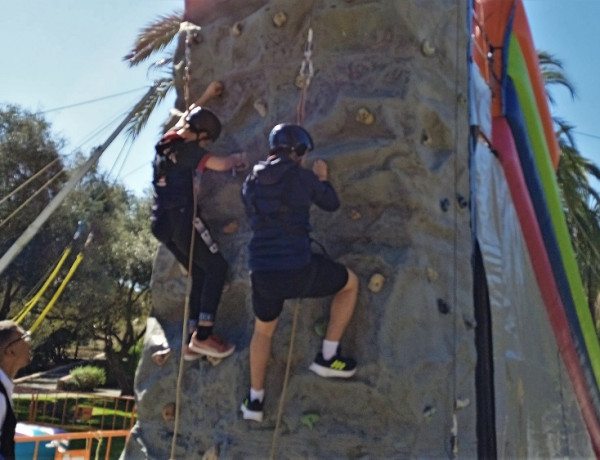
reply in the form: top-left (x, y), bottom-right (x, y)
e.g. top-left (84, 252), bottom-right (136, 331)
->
top-left (1, 0), bottom-right (599, 196)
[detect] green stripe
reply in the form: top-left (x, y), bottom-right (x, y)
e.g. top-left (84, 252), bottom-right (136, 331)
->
top-left (507, 33), bottom-right (600, 387)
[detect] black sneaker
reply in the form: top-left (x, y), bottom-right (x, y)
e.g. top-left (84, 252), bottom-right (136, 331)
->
top-left (309, 349), bottom-right (357, 378)
top-left (240, 395), bottom-right (264, 422)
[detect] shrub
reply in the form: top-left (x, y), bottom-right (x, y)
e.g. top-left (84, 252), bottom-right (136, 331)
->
top-left (65, 365), bottom-right (107, 392)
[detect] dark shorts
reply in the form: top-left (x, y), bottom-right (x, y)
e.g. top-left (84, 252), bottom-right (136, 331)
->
top-left (251, 253), bottom-right (349, 322)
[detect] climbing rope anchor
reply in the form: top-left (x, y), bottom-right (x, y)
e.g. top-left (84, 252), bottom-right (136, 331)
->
top-left (296, 28), bottom-right (314, 126)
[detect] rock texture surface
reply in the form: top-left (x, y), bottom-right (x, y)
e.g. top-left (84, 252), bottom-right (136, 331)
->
top-left (122, 0), bottom-right (475, 458)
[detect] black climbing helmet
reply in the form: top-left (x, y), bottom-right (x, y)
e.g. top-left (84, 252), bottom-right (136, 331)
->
top-left (185, 107), bottom-right (222, 141)
top-left (269, 123), bottom-right (314, 156)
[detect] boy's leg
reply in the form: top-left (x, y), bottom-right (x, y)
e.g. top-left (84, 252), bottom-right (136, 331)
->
top-left (250, 317), bottom-right (279, 391)
top-left (325, 268), bottom-right (358, 342)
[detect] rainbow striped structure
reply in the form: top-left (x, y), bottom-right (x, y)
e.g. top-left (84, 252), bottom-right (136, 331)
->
top-left (471, 0), bottom-right (600, 457)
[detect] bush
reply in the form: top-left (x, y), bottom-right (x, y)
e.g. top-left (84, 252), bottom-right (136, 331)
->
top-left (64, 365), bottom-right (107, 392)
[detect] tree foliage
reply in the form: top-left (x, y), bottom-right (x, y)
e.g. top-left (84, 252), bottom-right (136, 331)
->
top-left (0, 105), bottom-right (157, 394)
top-left (0, 105), bottom-right (70, 320)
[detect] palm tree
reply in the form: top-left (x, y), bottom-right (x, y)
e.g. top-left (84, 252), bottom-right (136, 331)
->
top-left (122, 11), bottom-right (183, 138)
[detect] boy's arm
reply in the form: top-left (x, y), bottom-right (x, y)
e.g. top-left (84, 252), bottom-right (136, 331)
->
top-left (203, 152), bottom-right (249, 172)
top-left (310, 160), bottom-right (340, 211)
top-left (171, 81), bottom-right (224, 130)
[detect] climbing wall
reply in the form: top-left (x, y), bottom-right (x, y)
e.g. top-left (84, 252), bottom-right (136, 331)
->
top-left (122, 0), bottom-right (475, 458)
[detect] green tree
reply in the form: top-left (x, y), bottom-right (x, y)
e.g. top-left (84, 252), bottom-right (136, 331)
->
top-left (0, 105), bottom-right (71, 320)
top-left (57, 177), bottom-right (157, 395)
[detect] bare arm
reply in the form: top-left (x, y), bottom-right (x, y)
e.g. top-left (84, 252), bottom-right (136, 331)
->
top-left (172, 81), bottom-right (224, 129)
top-left (205, 152), bottom-right (249, 172)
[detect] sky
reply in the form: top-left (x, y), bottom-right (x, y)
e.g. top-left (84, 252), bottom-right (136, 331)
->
top-left (1, 0), bottom-right (599, 197)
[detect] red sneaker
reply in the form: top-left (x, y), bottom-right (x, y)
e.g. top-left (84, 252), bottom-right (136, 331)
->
top-left (183, 344), bottom-right (203, 361)
top-left (189, 332), bottom-right (235, 358)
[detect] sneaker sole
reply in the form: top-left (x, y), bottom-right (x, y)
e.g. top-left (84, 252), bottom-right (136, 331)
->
top-left (240, 403), bottom-right (263, 422)
top-left (183, 352), bottom-right (202, 362)
top-left (188, 343), bottom-right (236, 359)
top-left (309, 362), bottom-right (357, 378)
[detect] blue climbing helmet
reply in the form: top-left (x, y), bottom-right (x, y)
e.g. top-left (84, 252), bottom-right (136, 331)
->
top-left (185, 107), bottom-right (222, 141)
top-left (269, 123), bottom-right (314, 156)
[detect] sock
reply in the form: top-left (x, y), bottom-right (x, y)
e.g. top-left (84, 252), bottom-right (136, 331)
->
top-left (188, 319), bottom-right (198, 340)
top-left (250, 388), bottom-right (264, 403)
top-left (196, 325), bottom-right (213, 341)
top-left (322, 340), bottom-right (339, 361)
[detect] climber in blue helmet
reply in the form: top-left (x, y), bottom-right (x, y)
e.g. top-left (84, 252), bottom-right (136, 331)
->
top-left (240, 123), bottom-right (359, 422)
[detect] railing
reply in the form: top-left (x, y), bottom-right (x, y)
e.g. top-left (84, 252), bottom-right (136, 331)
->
top-left (15, 429), bottom-right (130, 460)
top-left (13, 391), bottom-right (136, 431)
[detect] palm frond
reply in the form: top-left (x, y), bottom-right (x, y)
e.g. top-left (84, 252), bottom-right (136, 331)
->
top-left (123, 11), bottom-right (183, 67)
top-left (125, 79), bottom-right (173, 139)
top-left (537, 49), bottom-right (576, 102)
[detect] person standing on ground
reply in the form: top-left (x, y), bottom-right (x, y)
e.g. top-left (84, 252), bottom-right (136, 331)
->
top-left (151, 83), bottom-right (248, 361)
top-left (0, 321), bottom-right (32, 459)
top-left (240, 123), bottom-right (359, 422)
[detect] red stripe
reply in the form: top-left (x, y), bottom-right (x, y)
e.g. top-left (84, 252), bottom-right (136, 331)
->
top-left (493, 117), bottom-right (600, 457)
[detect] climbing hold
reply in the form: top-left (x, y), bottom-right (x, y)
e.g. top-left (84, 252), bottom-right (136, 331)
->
top-left (151, 347), bottom-right (172, 366)
top-left (232, 21), bottom-right (243, 36)
top-left (423, 405), bottom-right (436, 419)
top-left (455, 398), bottom-right (470, 410)
top-left (314, 318), bottom-right (328, 337)
top-left (440, 198), bottom-right (450, 212)
top-left (201, 445), bottom-right (219, 460)
top-left (421, 131), bottom-right (432, 146)
top-left (222, 220), bottom-right (239, 234)
top-left (463, 315), bottom-right (476, 329)
top-left (456, 193), bottom-right (468, 209)
top-left (300, 413), bottom-right (320, 430)
top-left (295, 74), bottom-right (310, 90)
top-left (437, 298), bottom-right (451, 314)
top-left (355, 107), bottom-right (374, 125)
top-left (421, 39), bottom-right (436, 56)
top-left (253, 99), bottom-right (268, 117)
top-left (162, 403), bottom-right (176, 421)
top-left (273, 11), bottom-right (287, 27)
top-left (368, 273), bottom-right (385, 293)
top-left (349, 209), bottom-right (362, 220)
top-left (426, 267), bottom-right (439, 283)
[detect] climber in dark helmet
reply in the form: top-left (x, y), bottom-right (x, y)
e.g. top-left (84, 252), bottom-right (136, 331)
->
top-left (151, 102), bottom-right (248, 362)
top-left (240, 123), bottom-right (359, 422)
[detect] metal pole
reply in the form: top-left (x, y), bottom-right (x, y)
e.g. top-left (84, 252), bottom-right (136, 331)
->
top-left (0, 84), bottom-right (157, 276)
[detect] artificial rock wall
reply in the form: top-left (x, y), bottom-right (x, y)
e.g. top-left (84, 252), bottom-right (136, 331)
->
top-left (122, 1), bottom-right (475, 458)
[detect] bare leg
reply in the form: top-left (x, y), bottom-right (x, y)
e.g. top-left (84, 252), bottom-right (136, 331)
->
top-left (325, 268), bottom-right (358, 342)
top-left (250, 317), bottom-right (279, 391)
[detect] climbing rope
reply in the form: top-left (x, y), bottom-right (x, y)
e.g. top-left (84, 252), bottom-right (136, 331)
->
top-left (0, 168), bottom-right (65, 230)
top-left (270, 26), bottom-right (316, 457)
top-left (169, 22), bottom-right (197, 460)
top-left (0, 158), bottom-right (61, 208)
top-left (269, 298), bottom-right (301, 460)
top-left (13, 221), bottom-right (89, 327)
top-left (13, 247), bottom-right (72, 324)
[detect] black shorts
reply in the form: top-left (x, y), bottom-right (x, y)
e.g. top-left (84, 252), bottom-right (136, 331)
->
top-left (251, 253), bottom-right (349, 322)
